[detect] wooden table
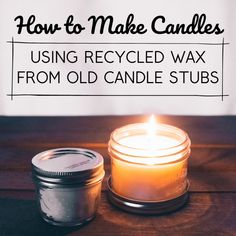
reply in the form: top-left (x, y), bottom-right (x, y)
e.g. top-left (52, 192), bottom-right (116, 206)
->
top-left (0, 116), bottom-right (235, 236)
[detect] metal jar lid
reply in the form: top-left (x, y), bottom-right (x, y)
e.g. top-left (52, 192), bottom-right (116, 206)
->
top-left (32, 148), bottom-right (105, 186)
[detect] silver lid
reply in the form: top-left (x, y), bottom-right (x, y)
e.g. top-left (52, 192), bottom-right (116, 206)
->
top-left (32, 148), bottom-right (104, 186)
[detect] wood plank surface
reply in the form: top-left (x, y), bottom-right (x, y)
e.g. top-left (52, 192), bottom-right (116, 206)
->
top-left (0, 191), bottom-right (235, 236)
top-left (1, 116), bottom-right (236, 145)
top-left (0, 146), bottom-right (236, 192)
top-left (0, 116), bottom-right (236, 236)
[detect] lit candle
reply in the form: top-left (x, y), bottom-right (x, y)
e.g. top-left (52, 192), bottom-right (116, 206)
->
top-left (107, 115), bottom-right (191, 214)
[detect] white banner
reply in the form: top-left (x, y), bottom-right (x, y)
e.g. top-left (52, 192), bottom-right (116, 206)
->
top-left (0, 0), bottom-right (235, 115)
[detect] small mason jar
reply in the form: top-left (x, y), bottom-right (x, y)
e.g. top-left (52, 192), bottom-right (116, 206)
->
top-left (32, 148), bottom-right (105, 226)
top-left (107, 122), bottom-right (191, 214)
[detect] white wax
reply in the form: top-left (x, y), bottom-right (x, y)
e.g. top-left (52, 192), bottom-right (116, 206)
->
top-left (111, 133), bottom-right (188, 201)
top-left (119, 134), bottom-right (179, 149)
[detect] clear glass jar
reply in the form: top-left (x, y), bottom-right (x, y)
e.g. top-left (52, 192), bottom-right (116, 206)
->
top-left (108, 123), bottom-right (191, 213)
top-left (32, 148), bottom-right (105, 226)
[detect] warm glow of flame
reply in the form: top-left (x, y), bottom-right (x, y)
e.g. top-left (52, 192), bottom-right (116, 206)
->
top-left (146, 115), bottom-right (158, 152)
top-left (147, 115), bottom-right (157, 136)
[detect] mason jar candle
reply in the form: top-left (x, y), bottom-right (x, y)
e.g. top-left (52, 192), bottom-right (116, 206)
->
top-left (107, 116), bottom-right (191, 214)
top-left (32, 148), bottom-right (105, 226)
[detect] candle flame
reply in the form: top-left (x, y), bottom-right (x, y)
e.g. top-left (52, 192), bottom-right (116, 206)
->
top-left (146, 115), bottom-right (158, 152)
top-left (147, 115), bottom-right (157, 136)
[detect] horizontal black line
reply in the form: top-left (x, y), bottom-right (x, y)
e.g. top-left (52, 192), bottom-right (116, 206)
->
top-left (7, 94), bottom-right (229, 97)
top-left (6, 41), bottom-right (230, 46)
top-left (0, 188), bottom-right (236, 194)
top-left (0, 189), bottom-right (235, 194)
top-left (190, 191), bottom-right (236, 194)
top-left (0, 189), bottom-right (34, 192)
